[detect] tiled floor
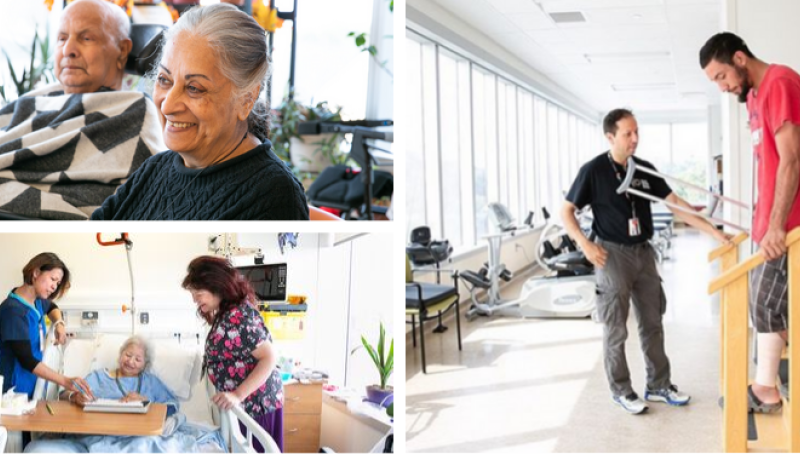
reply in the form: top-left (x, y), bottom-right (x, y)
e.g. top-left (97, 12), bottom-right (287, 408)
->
top-left (406, 228), bottom-right (728, 452)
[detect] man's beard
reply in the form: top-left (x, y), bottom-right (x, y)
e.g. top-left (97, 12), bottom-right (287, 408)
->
top-left (736, 65), bottom-right (752, 103)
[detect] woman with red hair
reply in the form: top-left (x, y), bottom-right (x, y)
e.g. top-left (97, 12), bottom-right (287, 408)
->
top-left (183, 256), bottom-right (283, 452)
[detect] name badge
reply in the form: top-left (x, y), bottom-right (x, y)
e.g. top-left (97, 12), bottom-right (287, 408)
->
top-left (752, 128), bottom-right (763, 146)
top-left (628, 217), bottom-right (641, 237)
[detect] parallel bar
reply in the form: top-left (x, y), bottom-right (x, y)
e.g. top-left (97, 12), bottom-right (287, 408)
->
top-left (709, 232), bottom-right (749, 262)
top-left (789, 241), bottom-right (800, 452)
top-left (709, 228), bottom-right (800, 295)
top-left (719, 245), bottom-right (739, 399)
top-left (723, 275), bottom-right (749, 453)
top-left (709, 253), bottom-right (765, 295)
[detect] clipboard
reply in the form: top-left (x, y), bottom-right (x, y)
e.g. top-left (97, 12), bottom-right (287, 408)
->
top-left (83, 399), bottom-right (151, 414)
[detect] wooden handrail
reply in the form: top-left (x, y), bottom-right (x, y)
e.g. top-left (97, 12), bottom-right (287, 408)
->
top-left (708, 232), bottom-right (749, 262)
top-left (708, 228), bottom-right (800, 294)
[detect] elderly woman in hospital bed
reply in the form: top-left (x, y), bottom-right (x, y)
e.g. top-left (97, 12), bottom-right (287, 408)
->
top-left (24, 336), bottom-right (224, 453)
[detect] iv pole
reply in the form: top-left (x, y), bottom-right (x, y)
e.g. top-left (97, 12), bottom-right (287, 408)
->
top-left (96, 233), bottom-right (136, 335)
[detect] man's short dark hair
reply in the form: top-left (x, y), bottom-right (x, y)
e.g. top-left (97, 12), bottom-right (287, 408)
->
top-left (699, 32), bottom-right (756, 69)
top-left (603, 108), bottom-right (634, 136)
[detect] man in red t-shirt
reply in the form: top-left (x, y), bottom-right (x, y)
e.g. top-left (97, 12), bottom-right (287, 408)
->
top-left (701, 32), bottom-right (800, 413)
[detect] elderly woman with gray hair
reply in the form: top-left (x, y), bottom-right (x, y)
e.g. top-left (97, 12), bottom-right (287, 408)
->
top-left (61, 335), bottom-right (177, 412)
top-left (91, 3), bottom-right (309, 220)
top-left (23, 336), bottom-right (213, 453)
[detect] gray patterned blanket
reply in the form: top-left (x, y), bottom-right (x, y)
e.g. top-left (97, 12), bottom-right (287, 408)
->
top-left (0, 84), bottom-right (165, 219)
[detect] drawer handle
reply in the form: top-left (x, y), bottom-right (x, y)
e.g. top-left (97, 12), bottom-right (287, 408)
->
top-left (288, 428), bottom-right (299, 433)
top-left (288, 397), bottom-right (301, 402)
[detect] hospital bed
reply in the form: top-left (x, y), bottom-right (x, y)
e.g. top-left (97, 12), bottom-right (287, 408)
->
top-left (5, 329), bottom-right (279, 453)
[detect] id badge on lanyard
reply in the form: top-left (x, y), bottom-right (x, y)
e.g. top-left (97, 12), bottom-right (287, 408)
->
top-left (7, 292), bottom-right (46, 352)
top-left (628, 217), bottom-right (641, 237)
top-left (608, 152), bottom-right (641, 237)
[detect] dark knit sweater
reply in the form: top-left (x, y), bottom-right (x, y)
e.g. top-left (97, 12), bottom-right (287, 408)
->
top-left (91, 141), bottom-right (309, 220)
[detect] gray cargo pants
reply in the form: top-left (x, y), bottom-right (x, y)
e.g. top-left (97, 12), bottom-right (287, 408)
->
top-left (595, 238), bottom-right (671, 397)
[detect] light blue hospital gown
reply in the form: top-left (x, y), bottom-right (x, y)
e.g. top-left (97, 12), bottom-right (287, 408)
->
top-left (24, 369), bottom-right (224, 453)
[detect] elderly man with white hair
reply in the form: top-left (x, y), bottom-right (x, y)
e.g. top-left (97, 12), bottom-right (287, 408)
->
top-left (0, 0), bottom-right (165, 220)
top-left (55, 0), bottom-right (133, 93)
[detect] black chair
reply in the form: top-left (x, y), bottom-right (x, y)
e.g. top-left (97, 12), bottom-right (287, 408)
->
top-left (306, 165), bottom-right (393, 219)
top-left (303, 122), bottom-right (393, 220)
top-left (406, 227), bottom-right (454, 333)
top-left (405, 227), bottom-right (461, 374)
top-left (126, 24), bottom-right (167, 76)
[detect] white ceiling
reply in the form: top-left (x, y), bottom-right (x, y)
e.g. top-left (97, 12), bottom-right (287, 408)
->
top-left (428, 0), bottom-right (722, 114)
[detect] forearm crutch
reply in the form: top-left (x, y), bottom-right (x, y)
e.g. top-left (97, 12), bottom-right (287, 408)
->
top-left (97, 233), bottom-right (136, 335)
top-left (615, 157), bottom-right (751, 233)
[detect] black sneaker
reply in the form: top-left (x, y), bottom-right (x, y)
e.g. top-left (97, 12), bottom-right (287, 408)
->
top-left (748, 385), bottom-right (782, 414)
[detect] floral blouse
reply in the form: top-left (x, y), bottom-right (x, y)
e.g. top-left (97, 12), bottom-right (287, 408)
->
top-left (205, 304), bottom-right (283, 416)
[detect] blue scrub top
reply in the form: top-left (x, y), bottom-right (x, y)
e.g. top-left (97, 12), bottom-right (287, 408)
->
top-left (0, 290), bottom-right (51, 397)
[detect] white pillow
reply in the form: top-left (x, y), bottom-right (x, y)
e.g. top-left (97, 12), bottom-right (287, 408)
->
top-left (170, 346), bottom-right (215, 428)
top-left (150, 341), bottom-right (197, 400)
top-left (180, 375), bottom-right (216, 428)
top-left (88, 335), bottom-right (195, 400)
top-left (90, 334), bottom-right (129, 371)
top-left (62, 339), bottom-right (95, 379)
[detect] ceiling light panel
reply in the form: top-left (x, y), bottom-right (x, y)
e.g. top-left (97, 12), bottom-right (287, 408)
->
top-left (582, 6), bottom-right (667, 26)
top-left (508, 12), bottom-right (559, 30)
top-left (485, 0), bottom-right (543, 13)
top-left (612, 82), bottom-right (675, 91)
top-left (539, 0), bottom-right (662, 13)
top-left (584, 51), bottom-right (671, 63)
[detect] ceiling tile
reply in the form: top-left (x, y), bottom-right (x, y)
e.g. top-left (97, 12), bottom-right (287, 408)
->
top-left (582, 6), bottom-right (667, 27)
top-left (426, 0), bottom-right (721, 112)
top-left (507, 12), bottom-right (558, 30)
top-left (539, 0), bottom-right (663, 12)
top-left (485, 0), bottom-right (543, 14)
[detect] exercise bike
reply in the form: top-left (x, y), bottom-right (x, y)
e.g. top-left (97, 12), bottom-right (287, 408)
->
top-left (461, 203), bottom-right (597, 320)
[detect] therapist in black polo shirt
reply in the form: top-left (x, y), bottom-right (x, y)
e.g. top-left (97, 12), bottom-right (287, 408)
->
top-left (562, 108), bottom-right (731, 415)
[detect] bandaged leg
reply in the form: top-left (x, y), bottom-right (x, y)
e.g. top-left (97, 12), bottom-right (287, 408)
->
top-left (753, 332), bottom-right (786, 404)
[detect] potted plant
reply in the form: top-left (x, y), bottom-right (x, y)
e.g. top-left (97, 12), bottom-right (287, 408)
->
top-left (361, 322), bottom-right (393, 407)
top-left (1, 27), bottom-right (54, 104)
top-left (270, 93), bottom-right (349, 173)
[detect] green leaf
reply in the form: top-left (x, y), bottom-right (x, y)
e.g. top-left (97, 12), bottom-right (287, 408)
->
top-left (347, 32), bottom-right (355, 37)
top-left (355, 34), bottom-right (366, 47)
top-left (377, 323), bottom-right (385, 369)
top-left (361, 336), bottom-right (381, 370)
top-left (359, 324), bottom-right (394, 389)
top-left (28, 32), bottom-right (37, 92)
top-left (367, 45), bottom-right (378, 56)
top-left (389, 0), bottom-right (393, 13)
top-left (386, 339), bottom-right (394, 373)
top-left (5, 53), bottom-right (20, 87)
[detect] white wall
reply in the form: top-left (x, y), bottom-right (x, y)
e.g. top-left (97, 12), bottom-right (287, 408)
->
top-left (316, 234), bottom-right (395, 390)
top-left (366, 0), bottom-right (394, 120)
top-left (316, 238), bottom-right (352, 386)
top-left (0, 233), bottom-right (207, 306)
top-left (346, 233), bottom-right (395, 392)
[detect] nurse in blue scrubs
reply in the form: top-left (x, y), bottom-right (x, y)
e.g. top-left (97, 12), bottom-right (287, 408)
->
top-left (0, 253), bottom-right (94, 399)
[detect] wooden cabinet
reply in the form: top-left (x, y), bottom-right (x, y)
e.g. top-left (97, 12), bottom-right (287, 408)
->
top-left (284, 383), bottom-right (323, 453)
